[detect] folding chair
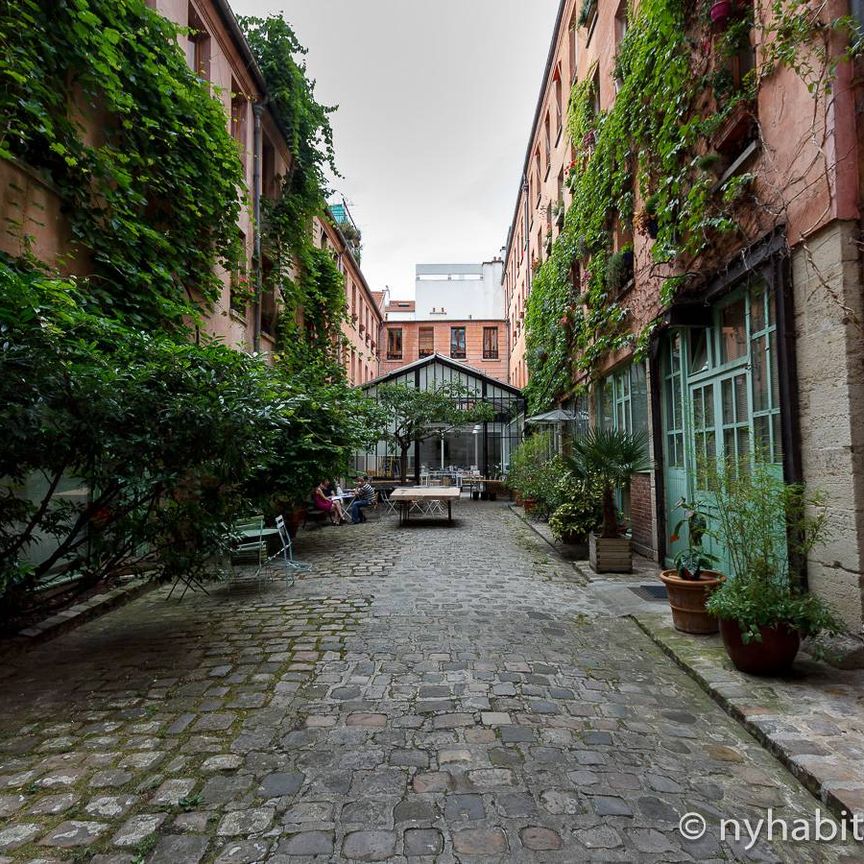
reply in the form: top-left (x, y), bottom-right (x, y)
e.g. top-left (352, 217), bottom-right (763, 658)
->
top-left (426, 499), bottom-right (447, 516)
top-left (380, 489), bottom-right (398, 516)
top-left (231, 516), bottom-right (267, 568)
top-left (263, 515), bottom-right (312, 586)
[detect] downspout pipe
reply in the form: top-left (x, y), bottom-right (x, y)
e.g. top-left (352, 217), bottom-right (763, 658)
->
top-left (252, 101), bottom-right (264, 354)
top-left (523, 177), bottom-right (531, 293)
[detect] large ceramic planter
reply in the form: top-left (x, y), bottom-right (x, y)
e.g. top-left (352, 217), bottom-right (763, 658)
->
top-left (719, 618), bottom-right (801, 675)
top-left (589, 533), bottom-right (632, 573)
top-left (522, 498), bottom-right (537, 514)
top-left (659, 569), bottom-right (726, 635)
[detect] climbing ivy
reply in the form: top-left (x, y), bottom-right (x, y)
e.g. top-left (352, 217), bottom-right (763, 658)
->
top-left (241, 15), bottom-right (347, 375)
top-left (0, 0), bottom-right (244, 327)
top-left (524, 0), bottom-right (861, 413)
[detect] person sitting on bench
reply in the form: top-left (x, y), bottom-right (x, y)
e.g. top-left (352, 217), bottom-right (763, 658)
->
top-left (313, 480), bottom-right (347, 525)
top-left (350, 475), bottom-right (375, 524)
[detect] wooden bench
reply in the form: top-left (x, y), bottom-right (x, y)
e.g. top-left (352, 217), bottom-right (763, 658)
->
top-left (304, 507), bottom-right (329, 529)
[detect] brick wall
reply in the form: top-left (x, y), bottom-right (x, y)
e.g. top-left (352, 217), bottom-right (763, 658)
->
top-left (379, 320), bottom-right (509, 384)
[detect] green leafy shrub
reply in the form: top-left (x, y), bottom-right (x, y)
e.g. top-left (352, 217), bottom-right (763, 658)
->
top-left (507, 433), bottom-right (567, 520)
top-left (549, 480), bottom-right (602, 543)
top-left (567, 428), bottom-right (649, 538)
top-left (0, 262), bottom-right (379, 617)
top-left (704, 459), bottom-right (844, 644)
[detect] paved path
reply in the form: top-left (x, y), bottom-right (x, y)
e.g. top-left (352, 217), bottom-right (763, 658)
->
top-left (0, 503), bottom-right (861, 863)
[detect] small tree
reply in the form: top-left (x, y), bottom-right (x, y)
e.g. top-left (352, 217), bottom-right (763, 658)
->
top-left (376, 383), bottom-right (495, 483)
top-left (567, 428), bottom-right (650, 538)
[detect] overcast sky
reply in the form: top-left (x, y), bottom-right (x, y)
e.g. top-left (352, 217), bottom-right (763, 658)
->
top-left (232, 0), bottom-right (561, 298)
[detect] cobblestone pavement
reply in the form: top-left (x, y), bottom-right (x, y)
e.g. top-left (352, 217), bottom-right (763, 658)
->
top-left (0, 503), bottom-right (862, 863)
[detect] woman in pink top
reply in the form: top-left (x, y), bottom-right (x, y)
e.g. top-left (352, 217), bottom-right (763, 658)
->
top-left (313, 481), bottom-right (347, 525)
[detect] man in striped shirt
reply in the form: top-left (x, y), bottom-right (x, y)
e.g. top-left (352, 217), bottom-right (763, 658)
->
top-left (350, 475), bottom-right (375, 524)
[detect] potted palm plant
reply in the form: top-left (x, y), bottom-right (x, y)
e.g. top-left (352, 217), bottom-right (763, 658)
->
top-left (704, 459), bottom-right (844, 675)
top-left (660, 497), bottom-right (726, 634)
top-left (568, 428), bottom-right (649, 573)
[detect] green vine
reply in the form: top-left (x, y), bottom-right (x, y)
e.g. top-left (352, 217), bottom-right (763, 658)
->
top-left (241, 15), bottom-right (347, 375)
top-left (0, 0), bottom-right (245, 327)
top-left (524, 0), bottom-right (861, 413)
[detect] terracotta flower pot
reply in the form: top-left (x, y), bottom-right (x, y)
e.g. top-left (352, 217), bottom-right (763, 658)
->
top-left (719, 618), bottom-right (801, 676)
top-left (710, 0), bottom-right (733, 24)
top-left (523, 498), bottom-right (537, 514)
top-left (659, 569), bottom-right (726, 635)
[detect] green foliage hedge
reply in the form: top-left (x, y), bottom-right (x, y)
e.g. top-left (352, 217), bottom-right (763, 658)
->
top-left (0, 261), bottom-right (381, 616)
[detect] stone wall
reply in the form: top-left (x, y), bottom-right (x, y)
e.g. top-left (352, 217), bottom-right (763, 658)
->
top-left (793, 219), bottom-right (864, 636)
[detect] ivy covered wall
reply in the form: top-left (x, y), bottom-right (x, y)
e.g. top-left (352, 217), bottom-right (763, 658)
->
top-left (522, 0), bottom-right (861, 414)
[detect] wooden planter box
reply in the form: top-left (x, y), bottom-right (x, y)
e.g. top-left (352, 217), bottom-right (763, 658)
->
top-left (589, 533), bottom-right (632, 573)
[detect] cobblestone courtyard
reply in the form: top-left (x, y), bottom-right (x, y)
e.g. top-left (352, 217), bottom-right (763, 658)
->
top-left (0, 503), bottom-right (861, 863)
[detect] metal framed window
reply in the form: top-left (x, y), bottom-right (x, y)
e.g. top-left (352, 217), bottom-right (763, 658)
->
top-left (450, 327), bottom-right (466, 359)
top-left (418, 327), bottom-right (434, 358)
top-left (482, 327), bottom-right (499, 360)
top-left (386, 328), bottom-right (402, 360)
top-left (596, 362), bottom-right (648, 438)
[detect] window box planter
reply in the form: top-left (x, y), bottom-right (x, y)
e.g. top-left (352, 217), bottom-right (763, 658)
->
top-left (713, 101), bottom-right (756, 155)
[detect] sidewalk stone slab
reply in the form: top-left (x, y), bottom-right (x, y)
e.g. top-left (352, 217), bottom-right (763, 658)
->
top-left (0, 504), bottom-right (859, 863)
top-left (403, 827), bottom-right (443, 856)
top-left (520, 826), bottom-right (562, 850)
top-left (112, 813), bottom-right (166, 847)
top-left (453, 827), bottom-right (508, 855)
top-left (216, 807), bottom-right (273, 836)
top-left (0, 824), bottom-right (41, 851)
top-left (342, 830), bottom-right (397, 861)
top-left (213, 839), bottom-right (271, 863)
top-left (40, 820), bottom-right (107, 847)
top-left (148, 834), bottom-right (209, 864)
top-left (259, 771), bottom-right (304, 798)
top-left (277, 831), bottom-right (333, 856)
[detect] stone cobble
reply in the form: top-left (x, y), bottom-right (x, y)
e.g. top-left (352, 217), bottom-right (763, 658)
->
top-left (0, 503), bottom-right (860, 862)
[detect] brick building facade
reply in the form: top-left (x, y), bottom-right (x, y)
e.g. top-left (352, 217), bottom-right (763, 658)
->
top-left (315, 203), bottom-right (383, 386)
top-left (505, 0), bottom-right (864, 646)
top-left (2, 0), bottom-right (375, 376)
top-left (379, 261), bottom-right (509, 384)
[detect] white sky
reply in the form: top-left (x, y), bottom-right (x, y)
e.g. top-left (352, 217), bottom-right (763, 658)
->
top-left (231, 0), bottom-right (561, 298)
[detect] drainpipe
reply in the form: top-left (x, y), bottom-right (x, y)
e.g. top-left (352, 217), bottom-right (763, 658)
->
top-left (252, 101), bottom-right (264, 354)
top-left (522, 177), bottom-right (531, 293)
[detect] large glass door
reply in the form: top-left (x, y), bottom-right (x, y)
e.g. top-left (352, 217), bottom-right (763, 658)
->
top-left (662, 333), bottom-right (689, 563)
top-left (662, 275), bottom-right (782, 573)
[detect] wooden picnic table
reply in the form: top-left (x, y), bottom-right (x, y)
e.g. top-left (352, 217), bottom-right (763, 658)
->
top-left (389, 487), bottom-right (461, 526)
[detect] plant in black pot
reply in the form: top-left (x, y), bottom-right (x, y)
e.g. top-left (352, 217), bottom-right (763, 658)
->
top-left (660, 498), bottom-right (725, 634)
top-left (568, 428), bottom-right (649, 573)
top-left (704, 459), bottom-right (844, 675)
